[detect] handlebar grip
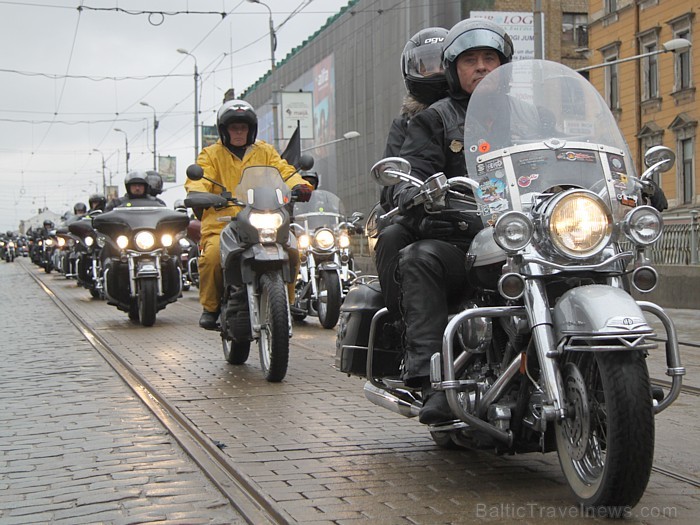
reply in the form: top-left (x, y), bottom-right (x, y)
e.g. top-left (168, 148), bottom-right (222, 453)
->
top-left (379, 207), bottom-right (400, 221)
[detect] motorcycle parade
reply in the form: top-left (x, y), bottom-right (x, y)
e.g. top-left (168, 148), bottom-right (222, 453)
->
top-left (3, 1), bottom-right (699, 523)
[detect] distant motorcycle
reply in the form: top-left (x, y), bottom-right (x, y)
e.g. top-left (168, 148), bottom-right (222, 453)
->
top-left (177, 218), bottom-right (201, 291)
top-left (93, 204), bottom-right (189, 326)
top-left (185, 157), bottom-right (313, 382)
top-left (2, 239), bottom-right (16, 262)
top-left (68, 214), bottom-right (105, 299)
top-left (291, 190), bottom-right (363, 328)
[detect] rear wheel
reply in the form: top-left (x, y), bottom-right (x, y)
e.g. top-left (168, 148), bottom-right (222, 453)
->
top-left (258, 272), bottom-right (289, 382)
top-left (556, 351), bottom-right (654, 513)
top-left (138, 278), bottom-right (158, 327)
top-left (317, 270), bottom-right (341, 329)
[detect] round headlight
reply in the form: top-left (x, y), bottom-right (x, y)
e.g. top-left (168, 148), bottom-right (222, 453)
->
top-left (45, 239), bottom-right (54, 246)
top-left (314, 229), bottom-right (335, 250)
top-left (116, 235), bottom-right (129, 249)
top-left (338, 232), bottom-right (351, 249)
top-left (161, 233), bottom-right (174, 247)
top-left (623, 206), bottom-right (663, 245)
top-left (298, 234), bottom-right (311, 250)
top-left (84, 236), bottom-right (94, 247)
top-left (494, 212), bottom-right (533, 252)
top-left (547, 191), bottom-right (612, 258)
top-left (134, 231), bottom-right (155, 250)
top-left (57, 237), bottom-right (66, 247)
top-left (178, 238), bottom-right (190, 248)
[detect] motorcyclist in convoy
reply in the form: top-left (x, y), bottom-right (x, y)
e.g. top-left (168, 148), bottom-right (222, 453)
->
top-left (374, 27), bottom-right (449, 318)
top-left (388, 18), bottom-right (515, 425)
top-left (105, 171), bottom-right (165, 211)
top-left (64, 202), bottom-right (88, 225)
top-left (145, 171), bottom-right (168, 206)
top-left (88, 193), bottom-right (106, 214)
top-left (185, 99), bottom-right (313, 330)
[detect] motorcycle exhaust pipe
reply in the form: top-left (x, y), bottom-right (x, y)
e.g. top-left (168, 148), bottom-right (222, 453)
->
top-left (363, 381), bottom-right (421, 418)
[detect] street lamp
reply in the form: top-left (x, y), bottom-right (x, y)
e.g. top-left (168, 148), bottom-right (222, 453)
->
top-left (301, 131), bottom-right (361, 152)
top-left (92, 148), bottom-right (106, 196)
top-left (576, 38), bottom-right (692, 72)
top-left (176, 48), bottom-right (200, 160)
top-left (113, 128), bottom-right (129, 173)
top-left (139, 101), bottom-right (158, 170)
top-left (247, 0), bottom-right (276, 71)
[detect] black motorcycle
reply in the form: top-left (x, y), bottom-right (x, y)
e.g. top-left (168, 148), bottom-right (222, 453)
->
top-left (185, 158), bottom-right (313, 382)
top-left (68, 214), bottom-right (105, 299)
top-left (93, 205), bottom-right (189, 326)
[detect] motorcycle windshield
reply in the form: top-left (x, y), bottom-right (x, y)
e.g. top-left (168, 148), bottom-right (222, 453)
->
top-left (464, 59), bottom-right (638, 226)
top-left (293, 190), bottom-right (346, 230)
top-left (234, 166), bottom-right (291, 211)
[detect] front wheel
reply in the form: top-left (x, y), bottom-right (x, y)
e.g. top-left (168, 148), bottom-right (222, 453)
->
top-left (258, 272), bottom-right (289, 382)
top-left (556, 351), bottom-right (654, 513)
top-left (317, 270), bottom-right (342, 329)
top-left (138, 278), bottom-right (158, 327)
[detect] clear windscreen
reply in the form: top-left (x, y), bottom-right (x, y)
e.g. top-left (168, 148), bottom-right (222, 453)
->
top-left (234, 166), bottom-right (291, 211)
top-left (293, 190), bottom-right (346, 230)
top-left (463, 59), bottom-right (639, 225)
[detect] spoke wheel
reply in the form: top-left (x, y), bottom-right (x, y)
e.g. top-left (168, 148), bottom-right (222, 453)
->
top-left (556, 351), bottom-right (654, 513)
top-left (258, 272), bottom-right (289, 382)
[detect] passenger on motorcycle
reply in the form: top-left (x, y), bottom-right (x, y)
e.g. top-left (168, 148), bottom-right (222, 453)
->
top-left (146, 171), bottom-right (168, 206)
top-left (374, 26), bottom-right (449, 318)
top-left (388, 18), bottom-right (514, 425)
top-left (105, 171), bottom-right (165, 211)
top-left (185, 99), bottom-right (313, 330)
top-left (88, 193), bottom-right (106, 213)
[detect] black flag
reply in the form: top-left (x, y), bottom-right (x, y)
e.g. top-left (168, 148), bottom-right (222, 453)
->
top-left (281, 121), bottom-right (301, 169)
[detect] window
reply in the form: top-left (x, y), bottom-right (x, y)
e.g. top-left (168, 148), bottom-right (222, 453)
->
top-left (639, 38), bottom-right (659, 100)
top-left (562, 13), bottom-right (588, 47)
top-left (602, 48), bottom-right (620, 111)
top-left (676, 29), bottom-right (692, 90)
top-left (680, 138), bottom-right (694, 204)
top-left (605, 0), bottom-right (617, 15)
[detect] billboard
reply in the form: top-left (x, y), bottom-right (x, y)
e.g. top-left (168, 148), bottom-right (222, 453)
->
top-left (201, 125), bottom-right (218, 148)
top-left (470, 11), bottom-right (539, 60)
top-left (158, 155), bottom-right (176, 183)
top-left (280, 91), bottom-right (314, 140)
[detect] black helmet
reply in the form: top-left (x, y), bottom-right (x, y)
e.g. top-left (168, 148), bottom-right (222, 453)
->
top-left (301, 171), bottom-right (319, 190)
top-left (173, 199), bottom-right (187, 212)
top-left (442, 18), bottom-right (514, 96)
top-left (73, 202), bottom-right (87, 215)
top-left (43, 219), bottom-right (54, 229)
top-left (145, 171), bottom-right (163, 196)
top-left (216, 99), bottom-right (258, 149)
top-left (88, 193), bottom-right (106, 211)
top-left (401, 27), bottom-right (449, 105)
top-left (124, 170), bottom-right (149, 197)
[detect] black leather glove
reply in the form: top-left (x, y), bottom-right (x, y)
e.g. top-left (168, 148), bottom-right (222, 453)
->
top-left (396, 186), bottom-right (422, 215)
top-left (291, 184), bottom-right (312, 202)
top-left (419, 216), bottom-right (455, 239)
top-left (643, 180), bottom-right (668, 212)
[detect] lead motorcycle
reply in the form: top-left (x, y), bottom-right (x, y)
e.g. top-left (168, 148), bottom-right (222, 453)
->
top-left (184, 157), bottom-right (313, 382)
top-left (336, 60), bottom-right (684, 511)
top-left (291, 190), bottom-right (364, 329)
top-left (93, 204), bottom-right (189, 326)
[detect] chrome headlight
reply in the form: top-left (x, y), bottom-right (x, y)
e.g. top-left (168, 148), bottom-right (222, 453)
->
top-left (622, 205), bottom-right (663, 245)
top-left (494, 211), bottom-right (533, 252)
top-left (178, 238), bottom-right (190, 248)
top-left (84, 236), bottom-right (94, 247)
top-left (298, 234), bottom-right (311, 250)
top-left (338, 232), bottom-right (351, 249)
top-left (57, 237), bottom-right (66, 247)
top-left (545, 190), bottom-right (612, 259)
top-left (134, 231), bottom-right (156, 250)
top-left (314, 228), bottom-right (335, 251)
top-left (45, 239), bottom-right (54, 246)
top-left (116, 235), bottom-right (129, 249)
top-left (250, 211), bottom-right (283, 243)
top-left (161, 234), bottom-right (174, 247)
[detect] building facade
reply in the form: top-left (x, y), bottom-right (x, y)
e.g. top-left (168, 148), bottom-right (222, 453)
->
top-left (585, 0), bottom-right (697, 212)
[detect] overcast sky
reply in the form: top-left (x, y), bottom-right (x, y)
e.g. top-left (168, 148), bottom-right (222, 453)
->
top-left (0, 0), bottom-right (352, 231)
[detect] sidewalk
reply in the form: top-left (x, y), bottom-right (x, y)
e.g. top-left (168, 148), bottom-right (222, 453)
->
top-left (0, 261), bottom-right (243, 524)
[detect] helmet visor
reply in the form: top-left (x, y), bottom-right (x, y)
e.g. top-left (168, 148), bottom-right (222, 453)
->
top-left (444, 28), bottom-right (509, 64)
top-left (405, 46), bottom-right (444, 78)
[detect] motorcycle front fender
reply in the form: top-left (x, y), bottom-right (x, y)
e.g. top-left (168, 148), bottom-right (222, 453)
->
top-left (552, 284), bottom-right (654, 351)
top-left (317, 261), bottom-right (340, 271)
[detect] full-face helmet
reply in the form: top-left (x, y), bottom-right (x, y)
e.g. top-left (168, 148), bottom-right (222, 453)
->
top-left (145, 171), bottom-right (163, 196)
top-left (301, 171), bottom-right (319, 190)
top-left (401, 27), bottom-right (449, 105)
top-left (73, 202), bottom-right (87, 215)
top-left (216, 99), bottom-right (258, 149)
top-left (442, 18), bottom-right (514, 96)
top-left (88, 193), bottom-right (106, 211)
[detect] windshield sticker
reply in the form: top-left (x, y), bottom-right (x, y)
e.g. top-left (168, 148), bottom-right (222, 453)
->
top-left (556, 151), bottom-right (596, 162)
top-left (518, 173), bottom-right (539, 188)
top-left (608, 154), bottom-right (626, 173)
top-left (478, 140), bottom-right (491, 153)
top-left (476, 178), bottom-right (506, 203)
top-left (611, 172), bottom-right (628, 184)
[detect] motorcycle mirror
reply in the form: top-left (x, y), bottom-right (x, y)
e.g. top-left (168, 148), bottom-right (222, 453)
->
top-left (299, 154), bottom-right (315, 171)
top-left (644, 146), bottom-right (675, 173)
top-left (370, 157), bottom-right (419, 187)
top-left (186, 164), bottom-right (204, 181)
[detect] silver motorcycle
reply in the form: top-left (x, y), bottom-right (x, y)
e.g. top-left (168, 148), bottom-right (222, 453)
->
top-left (336, 59), bottom-right (684, 511)
top-left (291, 190), bottom-right (363, 329)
